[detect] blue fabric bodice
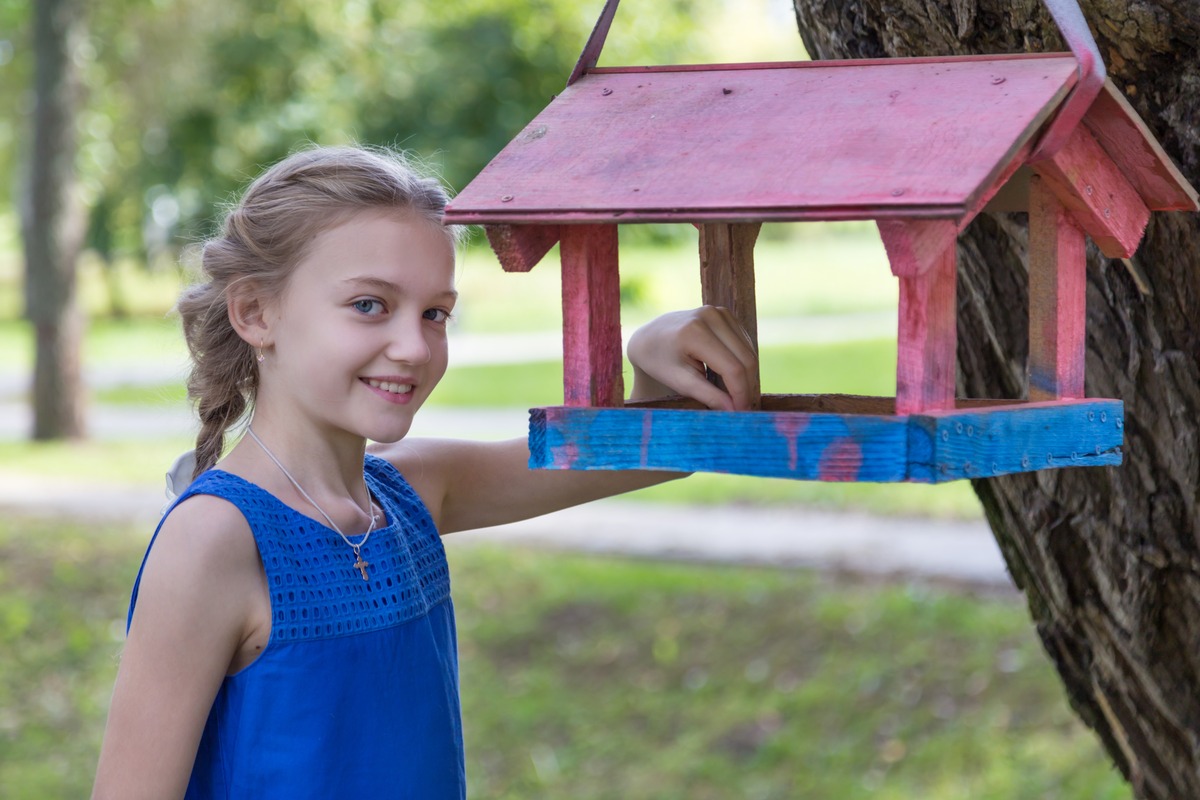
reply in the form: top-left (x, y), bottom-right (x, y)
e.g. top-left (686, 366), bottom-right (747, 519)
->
top-left (127, 454), bottom-right (465, 799)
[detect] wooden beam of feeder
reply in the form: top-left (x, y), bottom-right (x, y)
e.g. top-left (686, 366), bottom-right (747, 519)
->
top-left (698, 222), bottom-right (762, 408)
top-left (561, 224), bottom-right (623, 407)
top-left (485, 224), bottom-right (560, 272)
top-left (883, 221), bottom-right (957, 415)
top-left (1031, 122), bottom-right (1149, 258)
top-left (1028, 175), bottom-right (1087, 401)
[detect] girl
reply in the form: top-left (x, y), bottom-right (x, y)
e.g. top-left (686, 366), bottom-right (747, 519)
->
top-left (91, 145), bottom-right (757, 799)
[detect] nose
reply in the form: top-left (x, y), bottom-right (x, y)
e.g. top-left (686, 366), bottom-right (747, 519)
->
top-left (384, 316), bottom-right (433, 365)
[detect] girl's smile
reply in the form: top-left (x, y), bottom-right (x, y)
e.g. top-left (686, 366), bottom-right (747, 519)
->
top-left (362, 376), bottom-right (417, 404)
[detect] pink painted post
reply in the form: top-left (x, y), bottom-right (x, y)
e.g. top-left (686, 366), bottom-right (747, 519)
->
top-left (560, 224), bottom-right (624, 407)
top-left (1028, 175), bottom-right (1087, 400)
top-left (882, 222), bottom-right (957, 415)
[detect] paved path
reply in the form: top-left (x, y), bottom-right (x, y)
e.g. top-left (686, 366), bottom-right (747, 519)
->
top-left (0, 469), bottom-right (1007, 589)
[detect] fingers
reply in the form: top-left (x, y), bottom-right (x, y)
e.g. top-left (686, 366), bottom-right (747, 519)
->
top-left (686, 306), bottom-right (759, 411)
top-left (627, 306), bottom-right (761, 412)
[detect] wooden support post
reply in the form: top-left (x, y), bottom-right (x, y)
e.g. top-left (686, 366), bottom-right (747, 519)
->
top-left (698, 222), bottom-right (762, 409)
top-left (560, 224), bottom-right (623, 407)
top-left (880, 221), bottom-right (957, 416)
top-left (1028, 174), bottom-right (1087, 401)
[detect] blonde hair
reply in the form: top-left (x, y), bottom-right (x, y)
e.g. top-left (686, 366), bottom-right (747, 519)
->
top-left (177, 145), bottom-right (460, 477)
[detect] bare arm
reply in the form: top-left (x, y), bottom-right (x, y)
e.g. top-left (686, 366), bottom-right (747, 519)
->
top-left (376, 306), bottom-right (757, 534)
top-left (92, 497), bottom-right (263, 800)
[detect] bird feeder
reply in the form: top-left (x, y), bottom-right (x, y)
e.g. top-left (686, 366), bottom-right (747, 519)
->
top-left (443, 0), bottom-right (1198, 483)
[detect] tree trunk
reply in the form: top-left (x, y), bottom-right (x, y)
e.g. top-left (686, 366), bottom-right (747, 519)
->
top-left (789, 1), bottom-right (1200, 796)
top-left (23, 0), bottom-right (86, 439)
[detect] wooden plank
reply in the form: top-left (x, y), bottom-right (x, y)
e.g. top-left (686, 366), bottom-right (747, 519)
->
top-left (445, 205), bottom-right (965, 226)
top-left (698, 222), bottom-right (761, 408)
top-left (529, 406), bottom-right (911, 482)
top-left (1030, 122), bottom-right (1150, 258)
top-left (910, 399), bottom-right (1124, 483)
top-left (1083, 80), bottom-right (1199, 212)
top-left (485, 224), bottom-right (560, 273)
top-left (586, 51), bottom-right (1078, 75)
top-left (625, 393), bottom-right (1024, 414)
top-left (560, 224), bottom-right (623, 407)
top-left (1028, 175), bottom-right (1087, 401)
top-left (1027, 0), bottom-right (1106, 160)
top-left (567, 0), bottom-right (621, 86)
top-left (525, 398), bottom-right (1124, 483)
top-left (883, 224), bottom-right (957, 415)
top-left (444, 57), bottom-right (1078, 224)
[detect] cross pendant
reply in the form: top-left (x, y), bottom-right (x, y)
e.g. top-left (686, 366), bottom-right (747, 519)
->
top-left (352, 546), bottom-right (370, 581)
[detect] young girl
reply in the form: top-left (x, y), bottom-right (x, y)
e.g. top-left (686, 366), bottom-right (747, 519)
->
top-left (91, 145), bottom-right (757, 799)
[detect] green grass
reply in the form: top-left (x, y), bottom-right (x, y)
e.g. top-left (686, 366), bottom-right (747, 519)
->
top-left (0, 518), bottom-right (1129, 799)
top-left (451, 545), bottom-right (1128, 799)
top-left (452, 224), bottom-right (896, 334)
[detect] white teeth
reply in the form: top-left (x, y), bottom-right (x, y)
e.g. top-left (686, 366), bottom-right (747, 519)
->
top-left (367, 379), bottom-right (413, 394)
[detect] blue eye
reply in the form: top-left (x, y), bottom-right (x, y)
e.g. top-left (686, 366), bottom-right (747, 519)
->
top-left (352, 298), bottom-right (384, 315)
top-left (423, 308), bottom-right (451, 324)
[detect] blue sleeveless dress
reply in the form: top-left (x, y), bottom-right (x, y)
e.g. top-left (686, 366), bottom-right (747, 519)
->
top-left (127, 454), bottom-right (465, 799)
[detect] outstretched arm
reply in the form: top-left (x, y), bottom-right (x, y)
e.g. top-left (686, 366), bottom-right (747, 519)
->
top-left (376, 306), bottom-right (757, 534)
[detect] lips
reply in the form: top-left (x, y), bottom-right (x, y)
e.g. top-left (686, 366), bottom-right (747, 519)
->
top-left (364, 378), bottom-right (414, 395)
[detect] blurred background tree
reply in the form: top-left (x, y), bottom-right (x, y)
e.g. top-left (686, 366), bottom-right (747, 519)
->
top-left (2, 0), bottom-right (729, 438)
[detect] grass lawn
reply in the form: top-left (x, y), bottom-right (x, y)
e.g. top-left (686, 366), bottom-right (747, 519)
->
top-left (0, 517), bottom-right (1128, 799)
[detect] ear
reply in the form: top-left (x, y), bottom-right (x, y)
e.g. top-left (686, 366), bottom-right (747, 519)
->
top-left (227, 280), bottom-right (277, 349)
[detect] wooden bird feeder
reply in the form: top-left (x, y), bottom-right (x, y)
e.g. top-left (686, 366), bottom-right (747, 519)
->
top-left (443, 0), bottom-right (1198, 483)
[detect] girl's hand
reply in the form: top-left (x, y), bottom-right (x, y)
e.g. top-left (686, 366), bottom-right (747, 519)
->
top-left (627, 306), bottom-right (759, 411)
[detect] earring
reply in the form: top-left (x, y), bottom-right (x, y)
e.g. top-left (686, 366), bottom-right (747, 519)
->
top-left (256, 341), bottom-right (266, 364)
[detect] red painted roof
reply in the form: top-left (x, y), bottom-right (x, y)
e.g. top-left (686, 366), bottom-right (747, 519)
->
top-left (446, 54), bottom-right (1080, 225)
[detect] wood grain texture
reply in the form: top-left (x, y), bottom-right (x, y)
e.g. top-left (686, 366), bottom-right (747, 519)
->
top-left (485, 224), bottom-right (560, 272)
top-left (526, 398), bottom-right (1123, 483)
top-left (560, 224), bottom-right (623, 407)
top-left (889, 228), bottom-right (957, 414)
top-left (444, 56), bottom-right (1077, 224)
top-left (1027, 0), bottom-right (1106, 160)
top-left (794, 1), bottom-right (1200, 794)
top-left (1082, 80), bottom-right (1199, 212)
top-left (910, 399), bottom-right (1124, 482)
top-left (878, 218), bottom-right (958, 277)
top-left (699, 222), bottom-right (762, 407)
top-left (1031, 121), bottom-right (1150, 258)
top-left (1028, 175), bottom-right (1087, 400)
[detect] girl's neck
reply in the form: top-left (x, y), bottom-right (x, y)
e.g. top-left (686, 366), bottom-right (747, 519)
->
top-left (232, 413), bottom-right (370, 503)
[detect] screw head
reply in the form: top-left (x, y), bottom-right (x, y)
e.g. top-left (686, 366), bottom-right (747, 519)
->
top-left (601, 87), bottom-right (613, 96)
top-left (991, 76), bottom-right (1006, 85)
top-left (501, 194), bottom-right (514, 202)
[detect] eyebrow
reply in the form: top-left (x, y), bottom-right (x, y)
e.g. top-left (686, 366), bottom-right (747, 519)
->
top-left (342, 276), bottom-right (457, 301)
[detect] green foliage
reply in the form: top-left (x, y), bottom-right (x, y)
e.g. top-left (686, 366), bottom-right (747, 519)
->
top-left (1, 0), bottom-right (721, 272)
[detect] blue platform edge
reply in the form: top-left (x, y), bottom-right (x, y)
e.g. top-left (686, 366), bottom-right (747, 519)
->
top-left (527, 399), bottom-right (1124, 484)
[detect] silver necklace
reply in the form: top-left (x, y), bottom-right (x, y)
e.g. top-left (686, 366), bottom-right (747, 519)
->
top-left (246, 428), bottom-right (380, 581)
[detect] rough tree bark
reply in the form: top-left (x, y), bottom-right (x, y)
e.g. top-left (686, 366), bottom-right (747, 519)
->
top-left (789, 1), bottom-right (1200, 796)
top-left (23, 0), bottom-right (86, 439)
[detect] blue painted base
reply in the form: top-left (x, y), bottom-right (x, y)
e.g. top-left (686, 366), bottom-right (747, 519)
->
top-left (528, 395), bottom-right (1124, 483)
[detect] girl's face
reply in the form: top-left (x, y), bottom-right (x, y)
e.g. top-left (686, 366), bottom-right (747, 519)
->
top-left (257, 211), bottom-right (457, 445)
